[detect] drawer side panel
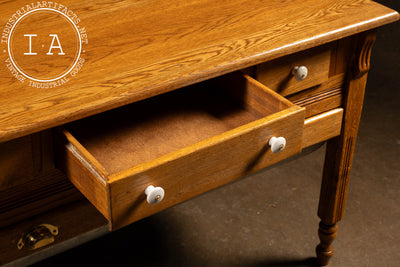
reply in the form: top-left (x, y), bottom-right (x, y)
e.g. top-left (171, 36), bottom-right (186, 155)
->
top-left (56, 138), bottom-right (110, 219)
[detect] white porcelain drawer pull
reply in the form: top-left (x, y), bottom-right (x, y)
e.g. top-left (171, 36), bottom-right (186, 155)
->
top-left (269, 136), bottom-right (286, 153)
top-left (145, 185), bottom-right (165, 205)
top-left (292, 66), bottom-right (308, 81)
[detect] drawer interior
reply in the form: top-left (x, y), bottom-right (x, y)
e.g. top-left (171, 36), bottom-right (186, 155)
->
top-left (65, 73), bottom-right (291, 174)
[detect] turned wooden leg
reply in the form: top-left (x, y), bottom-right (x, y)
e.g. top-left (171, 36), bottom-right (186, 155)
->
top-left (316, 30), bottom-right (376, 265)
top-left (316, 222), bottom-right (338, 266)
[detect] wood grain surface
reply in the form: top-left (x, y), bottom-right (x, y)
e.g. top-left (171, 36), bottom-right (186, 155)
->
top-left (0, 0), bottom-right (398, 142)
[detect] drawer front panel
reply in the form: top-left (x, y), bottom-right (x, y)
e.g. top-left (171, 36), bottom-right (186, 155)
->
top-left (109, 108), bottom-right (304, 229)
top-left (255, 46), bottom-right (331, 96)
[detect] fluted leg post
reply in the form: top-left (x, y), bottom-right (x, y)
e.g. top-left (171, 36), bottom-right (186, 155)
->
top-left (316, 30), bottom-right (376, 265)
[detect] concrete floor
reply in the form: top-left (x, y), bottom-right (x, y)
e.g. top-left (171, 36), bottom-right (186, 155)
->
top-left (32, 1), bottom-right (399, 266)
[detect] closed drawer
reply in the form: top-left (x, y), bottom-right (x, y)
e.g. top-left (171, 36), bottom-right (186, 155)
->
top-left (255, 45), bottom-right (331, 96)
top-left (55, 72), bottom-right (305, 230)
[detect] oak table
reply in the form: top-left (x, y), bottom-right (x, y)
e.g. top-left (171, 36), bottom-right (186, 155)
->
top-left (0, 0), bottom-right (398, 265)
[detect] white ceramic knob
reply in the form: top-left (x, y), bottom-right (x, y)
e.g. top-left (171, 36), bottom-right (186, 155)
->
top-left (269, 136), bottom-right (286, 153)
top-left (145, 185), bottom-right (165, 205)
top-left (292, 66), bottom-right (308, 81)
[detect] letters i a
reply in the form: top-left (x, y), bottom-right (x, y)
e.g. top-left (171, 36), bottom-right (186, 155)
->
top-left (23, 34), bottom-right (65, 55)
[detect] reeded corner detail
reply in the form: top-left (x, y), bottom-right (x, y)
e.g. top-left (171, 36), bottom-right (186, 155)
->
top-left (353, 30), bottom-right (377, 78)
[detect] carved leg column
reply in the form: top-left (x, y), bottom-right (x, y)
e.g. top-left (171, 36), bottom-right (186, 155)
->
top-left (316, 30), bottom-right (376, 266)
top-left (316, 222), bottom-right (338, 265)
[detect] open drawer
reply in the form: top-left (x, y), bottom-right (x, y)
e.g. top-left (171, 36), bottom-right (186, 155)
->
top-left (55, 72), bottom-right (305, 230)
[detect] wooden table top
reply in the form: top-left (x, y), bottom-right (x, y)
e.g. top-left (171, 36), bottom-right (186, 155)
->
top-left (0, 0), bottom-right (398, 142)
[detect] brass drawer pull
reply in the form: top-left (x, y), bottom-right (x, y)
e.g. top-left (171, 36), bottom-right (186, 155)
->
top-left (17, 224), bottom-right (59, 250)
